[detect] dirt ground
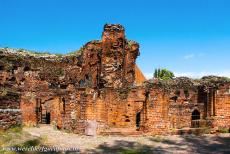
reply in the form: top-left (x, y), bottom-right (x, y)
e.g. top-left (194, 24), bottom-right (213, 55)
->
top-left (20, 125), bottom-right (230, 154)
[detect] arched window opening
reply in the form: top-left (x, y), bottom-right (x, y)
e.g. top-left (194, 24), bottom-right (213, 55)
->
top-left (191, 109), bottom-right (201, 128)
top-left (192, 109), bottom-right (200, 120)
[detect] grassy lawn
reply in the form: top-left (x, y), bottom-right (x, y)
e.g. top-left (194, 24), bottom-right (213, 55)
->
top-left (1, 125), bottom-right (229, 154)
top-left (0, 126), bottom-right (43, 154)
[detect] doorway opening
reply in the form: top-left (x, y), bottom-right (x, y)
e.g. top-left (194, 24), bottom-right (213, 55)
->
top-left (42, 111), bottom-right (51, 124)
top-left (46, 112), bottom-right (50, 124)
top-left (192, 109), bottom-right (200, 120)
top-left (136, 112), bottom-right (141, 129)
top-left (191, 109), bottom-right (200, 128)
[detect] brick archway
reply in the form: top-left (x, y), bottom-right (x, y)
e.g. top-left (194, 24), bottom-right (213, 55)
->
top-left (192, 109), bottom-right (200, 120)
top-left (191, 109), bottom-right (201, 128)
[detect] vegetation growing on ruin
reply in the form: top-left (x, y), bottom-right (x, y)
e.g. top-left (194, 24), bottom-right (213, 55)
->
top-left (117, 86), bottom-right (132, 99)
top-left (66, 47), bottom-right (84, 56)
top-left (127, 40), bottom-right (138, 47)
top-left (0, 87), bottom-right (20, 99)
top-left (53, 68), bottom-right (65, 77)
top-left (0, 47), bottom-right (84, 59)
top-left (145, 76), bottom-right (230, 92)
top-left (218, 127), bottom-right (230, 133)
top-left (154, 68), bottom-right (175, 80)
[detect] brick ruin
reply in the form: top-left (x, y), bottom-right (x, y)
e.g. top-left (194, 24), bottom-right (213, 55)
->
top-left (0, 24), bottom-right (230, 135)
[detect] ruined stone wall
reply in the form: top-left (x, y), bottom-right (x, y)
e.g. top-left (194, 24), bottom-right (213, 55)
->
top-left (0, 60), bottom-right (22, 129)
top-left (0, 24), bottom-right (141, 131)
top-left (63, 87), bottom-right (146, 134)
top-left (61, 90), bottom-right (87, 134)
top-left (0, 24), bottom-right (139, 90)
top-left (20, 94), bottom-right (37, 126)
top-left (103, 88), bottom-right (145, 128)
top-left (101, 24), bottom-right (139, 88)
top-left (141, 84), bottom-right (207, 134)
top-left (0, 94), bottom-right (21, 129)
top-left (140, 88), bottom-right (170, 134)
top-left (134, 65), bottom-right (146, 85)
top-left (168, 89), bottom-right (205, 129)
top-left (1, 24), bottom-right (230, 135)
top-left (212, 84), bottom-right (230, 128)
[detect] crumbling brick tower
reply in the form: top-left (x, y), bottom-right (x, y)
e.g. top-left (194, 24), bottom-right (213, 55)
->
top-left (100, 24), bottom-right (139, 88)
top-left (0, 24), bottom-right (143, 133)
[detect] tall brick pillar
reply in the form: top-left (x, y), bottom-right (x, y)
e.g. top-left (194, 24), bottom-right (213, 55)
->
top-left (100, 24), bottom-right (126, 88)
top-left (100, 24), bottom-right (140, 88)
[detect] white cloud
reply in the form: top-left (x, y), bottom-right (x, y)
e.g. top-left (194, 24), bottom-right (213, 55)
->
top-left (144, 71), bottom-right (230, 80)
top-left (174, 71), bottom-right (230, 79)
top-left (183, 53), bottom-right (205, 60)
top-left (144, 72), bottom-right (153, 79)
top-left (183, 54), bottom-right (195, 60)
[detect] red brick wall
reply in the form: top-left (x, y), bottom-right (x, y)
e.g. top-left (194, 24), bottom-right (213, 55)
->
top-left (20, 94), bottom-right (37, 126)
top-left (213, 84), bottom-right (230, 128)
top-left (0, 97), bottom-right (21, 129)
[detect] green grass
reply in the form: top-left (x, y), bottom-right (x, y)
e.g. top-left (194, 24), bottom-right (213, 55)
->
top-left (120, 148), bottom-right (152, 154)
top-left (0, 125), bottom-right (43, 154)
top-left (19, 139), bottom-right (40, 147)
top-left (218, 127), bottom-right (229, 133)
top-left (0, 125), bottom-right (23, 144)
top-left (150, 136), bottom-right (164, 142)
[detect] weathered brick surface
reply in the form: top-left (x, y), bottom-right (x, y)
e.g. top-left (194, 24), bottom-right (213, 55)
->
top-left (0, 24), bottom-right (230, 135)
top-left (0, 96), bottom-right (21, 129)
top-left (212, 84), bottom-right (230, 128)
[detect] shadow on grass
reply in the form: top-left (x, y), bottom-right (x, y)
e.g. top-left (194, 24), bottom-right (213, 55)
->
top-left (181, 135), bottom-right (230, 153)
top-left (86, 140), bottom-right (154, 154)
top-left (150, 135), bottom-right (230, 154)
top-left (6, 139), bottom-right (80, 154)
top-left (86, 135), bottom-right (230, 154)
top-left (1, 125), bottom-right (80, 154)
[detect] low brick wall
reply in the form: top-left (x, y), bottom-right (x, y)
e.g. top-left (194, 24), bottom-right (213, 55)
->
top-left (0, 97), bottom-right (21, 129)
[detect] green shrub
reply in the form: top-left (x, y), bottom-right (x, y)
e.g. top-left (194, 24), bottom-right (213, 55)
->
top-left (9, 125), bottom-right (22, 133)
top-left (121, 148), bottom-right (152, 154)
top-left (218, 127), bottom-right (229, 133)
top-left (19, 139), bottom-right (40, 147)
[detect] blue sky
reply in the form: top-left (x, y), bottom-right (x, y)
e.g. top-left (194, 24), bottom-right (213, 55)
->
top-left (0, 0), bottom-right (230, 78)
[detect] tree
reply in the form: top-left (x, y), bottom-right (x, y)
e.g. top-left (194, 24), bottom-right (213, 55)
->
top-left (154, 68), bottom-right (174, 80)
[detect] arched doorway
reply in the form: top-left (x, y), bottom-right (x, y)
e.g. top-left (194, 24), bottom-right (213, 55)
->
top-left (192, 109), bottom-right (200, 120)
top-left (136, 112), bottom-right (141, 130)
top-left (191, 109), bottom-right (200, 128)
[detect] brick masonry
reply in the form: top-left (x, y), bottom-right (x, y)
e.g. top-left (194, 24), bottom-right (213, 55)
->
top-left (0, 24), bottom-right (229, 135)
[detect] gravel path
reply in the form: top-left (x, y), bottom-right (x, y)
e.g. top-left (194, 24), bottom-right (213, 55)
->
top-left (23, 125), bottom-right (230, 154)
